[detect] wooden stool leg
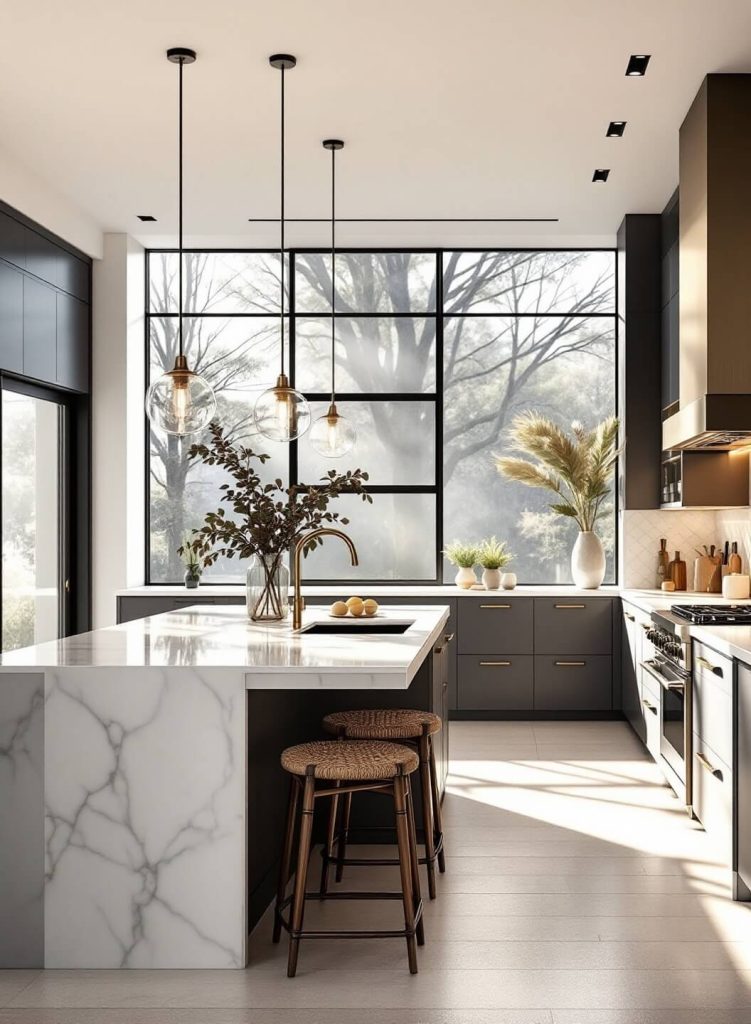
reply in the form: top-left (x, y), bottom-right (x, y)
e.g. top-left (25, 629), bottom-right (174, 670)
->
top-left (335, 790), bottom-right (352, 883)
top-left (428, 734), bottom-right (446, 873)
top-left (406, 776), bottom-right (425, 947)
top-left (287, 771), bottom-right (316, 978)
top-left (393, 772), bottom-right (419, 974)
top-left (418, 732), bottom-right (437, 899)
top-left (273, 776), bottom-right (300, 943)
top-left (319, 781), bottom-right (341, 898)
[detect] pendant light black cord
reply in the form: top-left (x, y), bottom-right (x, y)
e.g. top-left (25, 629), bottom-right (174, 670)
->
top-left (279, 65), bottom-right (285, 377)
top-left (178, 55), bottom-right (184, 360)
top-left (330, 144), bottom-right (336, 405)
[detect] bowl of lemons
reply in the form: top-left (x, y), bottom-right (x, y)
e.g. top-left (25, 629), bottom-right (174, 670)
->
top-left (330, 596), bottom-right (380, 618)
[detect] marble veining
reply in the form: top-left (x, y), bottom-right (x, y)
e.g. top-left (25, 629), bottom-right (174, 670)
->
top-left (42, 667), bottom-right (246, 968)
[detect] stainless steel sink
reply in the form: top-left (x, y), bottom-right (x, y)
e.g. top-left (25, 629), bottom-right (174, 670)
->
top-left (300, 621), bottom-right (413, 635)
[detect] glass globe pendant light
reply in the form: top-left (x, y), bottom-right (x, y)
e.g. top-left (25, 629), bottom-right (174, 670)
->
top-left (254, 55), bottom-right (310, 443)
top-left (309, 139), bottom-right (356, 458)
top-left (145, 48), bottom-right (216, 436)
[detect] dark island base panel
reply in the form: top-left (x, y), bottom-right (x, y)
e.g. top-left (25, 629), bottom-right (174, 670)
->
top-left (452, 710), bottom-right (625, 721)
top-left (246, 657), bottom-right (436, 933)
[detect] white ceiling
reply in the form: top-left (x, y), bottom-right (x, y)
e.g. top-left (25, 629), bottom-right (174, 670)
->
top-left (2, 0), bottom-right (751, 254)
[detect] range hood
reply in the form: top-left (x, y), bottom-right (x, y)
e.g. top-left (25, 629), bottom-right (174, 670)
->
top-left (662, 75), bottom-right (751, 452)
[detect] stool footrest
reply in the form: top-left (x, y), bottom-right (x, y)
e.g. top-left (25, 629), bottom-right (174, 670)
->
top-left (275, 892), bottom-right (423, 941)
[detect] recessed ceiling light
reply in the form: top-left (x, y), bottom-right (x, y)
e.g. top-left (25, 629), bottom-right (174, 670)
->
top-left (606, 121), bottom-right (627, 137)
top-left (625, 54), bottom-right (650, 76)
top-left (592, 169), bottom-right (610, 183)
top-left (137, 214), bottom-right (157, 222)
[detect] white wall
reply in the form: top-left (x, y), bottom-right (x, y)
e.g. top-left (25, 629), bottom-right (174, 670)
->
top-left (92, 234), bottom-right (145, 626)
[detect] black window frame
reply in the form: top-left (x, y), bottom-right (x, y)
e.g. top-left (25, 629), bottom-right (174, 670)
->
top-left (145, 246), bottom-right (618, 587)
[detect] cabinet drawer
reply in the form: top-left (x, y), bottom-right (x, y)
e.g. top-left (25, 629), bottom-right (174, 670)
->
top-left (692, 733), bottom-right (732, 858)
top-left (534, 655), bottom-right (612, 711)
top-left (458, 598), bottom-right (533, 654)
top-left (640, 685), bottom-right (660, 760)
top-left (534, 598), bottom-right (612, 655)
top-left (693, 642), bottom-right (732, 767)
top-left (458, 655), bottom-right (533, 710)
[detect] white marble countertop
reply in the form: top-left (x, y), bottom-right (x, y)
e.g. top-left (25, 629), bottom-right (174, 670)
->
top-left (0, 604), bottom-right (450, 689)
top-left (118, 583), bottom-right (620, 599)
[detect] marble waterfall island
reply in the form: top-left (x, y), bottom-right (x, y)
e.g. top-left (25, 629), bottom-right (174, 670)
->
top-left (0, 603), bottom-right (449, 969)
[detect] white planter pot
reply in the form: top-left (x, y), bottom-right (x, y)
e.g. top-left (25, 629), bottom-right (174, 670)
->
top-left (454, 566), bottom-right (477, 590)
top-left (482, 568), bottom-right (502, 590)
top-left (500, 572), bottom-right (517, 590)
top-left (571, 531), bottom-right (606, 589)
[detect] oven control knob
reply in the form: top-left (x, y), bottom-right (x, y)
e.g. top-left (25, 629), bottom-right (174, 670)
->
top-left (646, 628), bottom-right (659, 645)
top-left (666, 641), bottom-right (682, 660)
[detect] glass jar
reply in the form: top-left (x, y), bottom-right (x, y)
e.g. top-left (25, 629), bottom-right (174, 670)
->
top-left (246, 553), bottom-right (290, 622)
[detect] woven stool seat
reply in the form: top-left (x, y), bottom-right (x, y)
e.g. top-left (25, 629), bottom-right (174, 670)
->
top-left (323, 708), bottom-right (442, 741)
top-left (281, 739), bottom-right (418, 781)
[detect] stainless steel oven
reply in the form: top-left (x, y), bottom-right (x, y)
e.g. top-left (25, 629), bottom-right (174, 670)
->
top-left (642, 614), bottom-right (693, 811)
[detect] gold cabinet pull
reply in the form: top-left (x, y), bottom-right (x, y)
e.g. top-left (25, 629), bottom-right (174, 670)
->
top-left (444, 632), bottom-right (455, 643)
top-left (695, 751), bottom-right (723, 780)
top-left (554, 603), bottom-right (586, 609)
top-left (480, 604), bottom-right (511, 609)
top-left (624, 611), bottom-right (635, 621)
top-left (696, 655), bottom-right (724, 677)
top-left (642, 698), bottom-right (657, 714)
top-left (480, 660), bottom-right (511, 667)
top-left (555, 660), bottom-right (586, 667)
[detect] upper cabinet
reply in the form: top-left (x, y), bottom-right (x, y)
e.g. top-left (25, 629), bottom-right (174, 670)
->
top-left (661, 190), bottom-right (679, 415)
top-left (0, 204), bottom-right (90, 393)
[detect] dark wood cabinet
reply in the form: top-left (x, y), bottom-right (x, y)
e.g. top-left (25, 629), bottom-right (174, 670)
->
top-left (458, 598), bottom-right (533, 654)
top-left (458, 654), bottom-right (533, 711)
top-left (534, 598), bottom-right (613, 655)
top-left (534, 656), bottom-right (613, 711)
top-left (22, 277), bottom-right (57, 381)
top-left (56, 293), bottom-right (89, 392)
top-left (0, 262), bottom-right (23, 373)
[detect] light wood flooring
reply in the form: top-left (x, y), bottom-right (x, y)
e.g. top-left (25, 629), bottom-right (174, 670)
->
top-left (5, 720), bottom-right (751, 1023)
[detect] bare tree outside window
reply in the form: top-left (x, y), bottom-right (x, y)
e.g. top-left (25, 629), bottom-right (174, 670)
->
top-left (147, 248), bottom-right (615, 584)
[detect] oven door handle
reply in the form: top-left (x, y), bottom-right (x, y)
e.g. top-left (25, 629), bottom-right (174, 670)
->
top-left (640, 658), bottom-right (686, 694)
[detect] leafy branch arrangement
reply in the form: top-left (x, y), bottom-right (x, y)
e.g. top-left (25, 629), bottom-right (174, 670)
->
top-left (177, 422), bottom-right (371, 617)
top-left (496, 413), bottom-right (621, 532)
top-left (477, 536), bottom-right (512, 570)
top-left (442, 541), bottom-right (480, 569)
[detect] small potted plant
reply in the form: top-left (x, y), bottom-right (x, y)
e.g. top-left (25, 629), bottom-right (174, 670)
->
top-left (178, 531), bottom-right (205, 589)
top-left (477, 536), bottom-right (512, 590)
top-left (443, 541), bottom-right (480, 590)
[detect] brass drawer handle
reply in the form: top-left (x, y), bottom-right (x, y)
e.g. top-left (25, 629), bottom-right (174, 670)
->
top-left (555, 660), bottom-right (586, 667)
top-left (480, 604), bottom-right (511, 609)
top-left (480, 660), bottom-right (511, 667)
top-left (696, 655), bottom-right (724, 678)
top-left (695, 751), bottom-right (724, 780)
top-left (554, 603), bottom-right (586, 609)
top-left (624, 612), bottom-right (635, 621)
top-left (444, 633), bottom-right (455, 643)
top-left (642, 698), bottom-right (657, 714)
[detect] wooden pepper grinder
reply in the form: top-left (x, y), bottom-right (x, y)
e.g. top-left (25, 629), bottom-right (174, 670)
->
top-left (668, 550), bottom-right (687, 591)
top-left (729, 542), bottom-right (743, 574)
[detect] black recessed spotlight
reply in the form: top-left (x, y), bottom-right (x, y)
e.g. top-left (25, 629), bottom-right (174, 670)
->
top-left (592, 169), bottom-right (610, 183)
top-left (626, 54), bottom-right (650, 76)
top-left (137, 214), bottom-right (157, 222)
top-left (606, 121), bottom-right (627, 137)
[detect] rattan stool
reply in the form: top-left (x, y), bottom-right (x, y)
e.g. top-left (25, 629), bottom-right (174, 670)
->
top-left (321, 709), bottom-right (446, 899)
top-left (273, 739), bottom-right (424, 976)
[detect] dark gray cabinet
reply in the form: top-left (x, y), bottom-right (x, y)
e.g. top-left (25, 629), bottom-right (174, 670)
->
top-left (621, 605), bottom-right (645, 742)
top-left (57, 253), bottom-right (89, 302)
top-left (25, 229), bottom-right (59, 287)
top-left (0, 210), bottom-right (25, 268)
top-left (458, 655), bottom-right (533, 711)
top-left (661, 190), bottom-right (679, 413)
top-left (56, 293), bottom-right (88, 392)
top-left (458, 598), bottom-right (533, 654)
top-left (0, 262), bottom-right (23, 373)
top-left (534, 598), bottom-right (613, 655)
top-left (23, 277), bottom-right (57, 381)
top-left (534, 656), bottom-right (613, 711)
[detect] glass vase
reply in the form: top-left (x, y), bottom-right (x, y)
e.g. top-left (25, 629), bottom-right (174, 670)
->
top-left (246, 553), bottom-right (290, 622)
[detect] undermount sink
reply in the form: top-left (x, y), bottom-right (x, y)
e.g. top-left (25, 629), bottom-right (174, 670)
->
top-left (301, 621), bottom-right (413, 635)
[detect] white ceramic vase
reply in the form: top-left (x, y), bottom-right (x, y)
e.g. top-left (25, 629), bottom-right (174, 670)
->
top-left (482, 568), bottom-right (501, 590)
top-left (571, 531), bottom-right (606, 589)
top-left (454, 566), bottom-right (477, 590)
top-left (500, 572), bottom-right (517, 590)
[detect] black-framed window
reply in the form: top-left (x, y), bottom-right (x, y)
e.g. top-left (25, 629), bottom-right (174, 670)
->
top-left (145, 248), bottom-right (616, 585)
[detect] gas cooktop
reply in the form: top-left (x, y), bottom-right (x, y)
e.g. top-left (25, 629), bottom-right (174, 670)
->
top-left (671, 604), bottom-right (751, 625)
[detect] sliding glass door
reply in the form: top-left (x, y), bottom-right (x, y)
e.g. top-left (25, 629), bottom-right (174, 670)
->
top-left (1, 382), bottom-right (69, 652)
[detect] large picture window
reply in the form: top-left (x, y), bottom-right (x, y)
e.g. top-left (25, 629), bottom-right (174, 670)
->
top-left (146, 249), bottom-right (616, 584)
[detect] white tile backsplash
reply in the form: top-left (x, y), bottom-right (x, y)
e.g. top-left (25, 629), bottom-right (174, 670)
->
top-left (621, 509), bottom-right (723, 589)
top-left (716, 507), bottom-right (751, 574)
